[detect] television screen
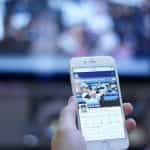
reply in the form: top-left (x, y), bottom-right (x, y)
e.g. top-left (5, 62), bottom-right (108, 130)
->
top-left (0, 0), bottom-right (149, 77)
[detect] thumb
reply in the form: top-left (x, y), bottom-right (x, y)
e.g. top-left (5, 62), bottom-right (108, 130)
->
top-left (59, 97), bottom-right (78, 130)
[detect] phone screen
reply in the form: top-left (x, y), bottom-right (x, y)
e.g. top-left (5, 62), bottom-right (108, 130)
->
top-left (72, 66), bottom-right (125, 141)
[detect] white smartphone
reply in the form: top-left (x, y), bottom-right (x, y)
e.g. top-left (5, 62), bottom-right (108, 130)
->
top-left (70, 56), bottom-right (129, 150)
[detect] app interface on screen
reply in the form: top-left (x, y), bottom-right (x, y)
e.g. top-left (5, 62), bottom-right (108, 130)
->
top-left (73, 67), bottom-right (125, 141)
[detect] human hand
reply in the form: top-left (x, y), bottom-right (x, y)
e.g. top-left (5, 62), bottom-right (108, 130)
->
top-left (51, 97), bottom-right (136, 150)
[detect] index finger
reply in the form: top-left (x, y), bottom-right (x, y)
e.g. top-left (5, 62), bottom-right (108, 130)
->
top-left (123, 103), bottom-right (134, 116)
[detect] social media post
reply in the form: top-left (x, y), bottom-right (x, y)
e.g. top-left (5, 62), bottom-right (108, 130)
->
top-left (73, 67), bottom-right (125, 141)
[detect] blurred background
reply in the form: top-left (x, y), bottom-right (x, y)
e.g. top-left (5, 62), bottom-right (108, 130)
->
top-left (0, 0), bottom-right (149, 149)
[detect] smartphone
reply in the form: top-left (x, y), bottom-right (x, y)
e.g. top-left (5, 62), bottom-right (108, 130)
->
top-left (70, 56), bottom-right (129, 150)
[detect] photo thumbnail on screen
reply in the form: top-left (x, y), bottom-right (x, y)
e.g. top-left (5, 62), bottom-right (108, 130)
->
top-left (73, 67), bottom-right (120, 112)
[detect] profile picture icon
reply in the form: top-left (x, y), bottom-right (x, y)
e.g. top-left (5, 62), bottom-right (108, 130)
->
top-left (79, 103), bottom-right (88, 112)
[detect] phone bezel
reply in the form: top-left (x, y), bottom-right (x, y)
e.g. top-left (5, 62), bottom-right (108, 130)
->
top-left (70, 56), bottom-right (129, 149)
